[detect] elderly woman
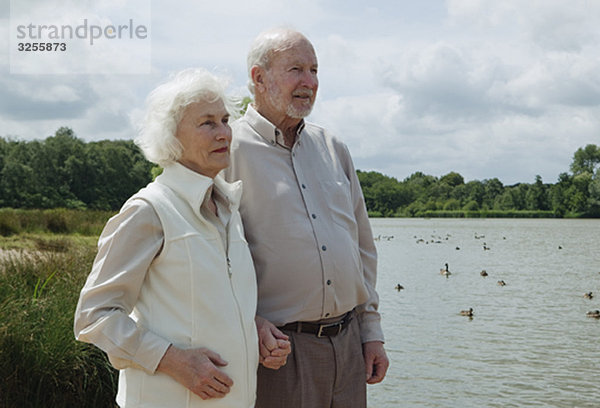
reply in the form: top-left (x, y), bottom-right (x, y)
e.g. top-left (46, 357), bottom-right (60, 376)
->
top-left (74, 68), bottom-right (271, 407)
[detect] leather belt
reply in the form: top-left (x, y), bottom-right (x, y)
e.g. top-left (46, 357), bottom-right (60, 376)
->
top-left (279, 312), bottom-right (353, 338)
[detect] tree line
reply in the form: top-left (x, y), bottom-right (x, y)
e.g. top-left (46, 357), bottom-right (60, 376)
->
top-left (359, 144), bottom-right (600, 218)
top-left (0, 127), bottom-right (154, 210)
top-left (1, 128), bottom-right (599, 217)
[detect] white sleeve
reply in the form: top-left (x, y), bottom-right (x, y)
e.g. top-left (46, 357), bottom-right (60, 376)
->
top-left (73, 199), bottom-right (171, 373)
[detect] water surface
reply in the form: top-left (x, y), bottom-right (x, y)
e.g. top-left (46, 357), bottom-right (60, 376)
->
top-left (367, 218), bottom-right (600, 408)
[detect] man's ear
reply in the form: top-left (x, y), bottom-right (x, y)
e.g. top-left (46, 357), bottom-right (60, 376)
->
top-left (251, 66), bottom-right (265, 92)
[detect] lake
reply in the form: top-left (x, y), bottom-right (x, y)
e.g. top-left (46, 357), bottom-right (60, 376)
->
top-left (366, 218), bottom-right (600, 408)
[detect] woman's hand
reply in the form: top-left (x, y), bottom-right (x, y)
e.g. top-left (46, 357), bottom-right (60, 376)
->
top-left (156, 345), bottom-right (233, 400)
top-left (255, 315), bottom-right (291, 369)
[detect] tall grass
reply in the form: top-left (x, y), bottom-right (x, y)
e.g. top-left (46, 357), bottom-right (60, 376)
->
top-left (0, 236), bottom-right (118, 407)
top-left (0, 208), bottom-right (114, 237)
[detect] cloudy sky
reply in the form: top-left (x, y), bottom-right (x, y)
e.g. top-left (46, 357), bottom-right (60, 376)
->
top-left (2, 0), bottom-right (599, 185)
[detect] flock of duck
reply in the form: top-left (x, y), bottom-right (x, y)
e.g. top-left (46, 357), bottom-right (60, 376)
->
top-left (391, 232), bottom-right (599, 320)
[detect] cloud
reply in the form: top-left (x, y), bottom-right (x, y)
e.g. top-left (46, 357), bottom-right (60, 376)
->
top-left (1, 0), bottom-right (599, 185)
top-left (0, 76), bottom-right (92, 121)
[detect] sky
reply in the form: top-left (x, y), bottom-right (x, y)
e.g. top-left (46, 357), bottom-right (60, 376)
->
top-left (1, 0), bottom-right (599, 185)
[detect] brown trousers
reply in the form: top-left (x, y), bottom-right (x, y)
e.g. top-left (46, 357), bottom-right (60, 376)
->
top-left (256, 316), bottom-right (366, 408)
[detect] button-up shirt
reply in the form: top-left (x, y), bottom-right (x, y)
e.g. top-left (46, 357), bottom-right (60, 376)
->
top-left (224, 105), bottom-right (383, 343)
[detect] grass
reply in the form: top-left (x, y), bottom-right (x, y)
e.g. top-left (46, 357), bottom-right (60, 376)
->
top-left (0, 209), bottom-right (119, 408)
top-left (0, 208), bottom-right (114, 237)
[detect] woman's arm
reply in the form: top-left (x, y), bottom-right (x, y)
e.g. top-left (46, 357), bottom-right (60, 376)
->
top-left (74, 200), bottom-right (170, 374)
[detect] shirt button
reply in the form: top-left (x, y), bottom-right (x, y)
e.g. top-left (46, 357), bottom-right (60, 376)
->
top-left (311, 214), bottom-right (317, 219)
top-left (325, 313), bottom-right (330, 317)
top-left (301, 184), bottom-right (306, 189)
top-left (321, 245), bottom-right (327, 251)
top-left (326, 279), bottom-right (332, 285)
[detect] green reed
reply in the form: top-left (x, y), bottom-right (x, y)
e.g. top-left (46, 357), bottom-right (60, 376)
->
top-left (0, 235), bottom-right (118, 408)
top-left (0, 208), bottom-right (115, 237)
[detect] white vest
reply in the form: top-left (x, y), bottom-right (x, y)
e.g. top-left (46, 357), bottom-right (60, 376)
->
top-left (117, 164), bottom-right (258, 408)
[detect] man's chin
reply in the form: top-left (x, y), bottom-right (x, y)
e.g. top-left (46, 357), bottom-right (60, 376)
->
top-left (287, 105), bottom-right (313, 119)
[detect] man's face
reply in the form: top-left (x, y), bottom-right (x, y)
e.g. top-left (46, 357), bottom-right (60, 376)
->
top-left (263, 38), bottom-right (319, 120)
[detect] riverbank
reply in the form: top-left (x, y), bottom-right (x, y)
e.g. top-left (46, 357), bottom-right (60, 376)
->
top-left (367, 210), bottom-right (591, 218)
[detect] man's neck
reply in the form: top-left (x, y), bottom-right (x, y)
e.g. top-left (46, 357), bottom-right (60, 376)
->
top-left (252, 103), bottom-right (302, 148)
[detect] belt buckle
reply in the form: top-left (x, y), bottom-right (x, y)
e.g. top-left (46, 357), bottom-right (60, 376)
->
top-left (317, 321), bottom-right (342, 338)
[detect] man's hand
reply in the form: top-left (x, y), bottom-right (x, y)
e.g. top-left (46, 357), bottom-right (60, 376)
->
top-left (363, 341), bottom-right (389, 384)
top-left (256, 315), bottom-right (291, 369)
top-left (156, 345), bottom-right (233, 400)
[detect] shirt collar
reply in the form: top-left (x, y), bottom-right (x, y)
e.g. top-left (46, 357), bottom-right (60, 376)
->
top-left (245, 104), bottom-right (306, 147)
top-left (156, 162), bottom-right (242, 212)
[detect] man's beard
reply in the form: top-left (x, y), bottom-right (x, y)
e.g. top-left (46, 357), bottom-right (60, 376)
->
top-left (267, 85), bottom-right (314, 119)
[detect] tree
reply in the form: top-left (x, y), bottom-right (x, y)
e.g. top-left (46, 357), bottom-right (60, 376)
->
top-left (571, 144), bottom-right (600, 176)
top-left (483, 178), bottom-right (504, 208)
top-left (548, 172), bottom-right (572, 216)
top-left (588, 171), bottom-right (600, 216)
top-left (440, 172), bottom-right (464, 187)
top-left (525, 175), bottom-right (549, 211)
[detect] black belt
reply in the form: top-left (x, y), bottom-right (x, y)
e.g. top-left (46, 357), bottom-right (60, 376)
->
top-left (279, 312), bottom-right (353, 338)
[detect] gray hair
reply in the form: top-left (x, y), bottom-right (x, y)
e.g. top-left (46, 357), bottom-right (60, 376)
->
top-left (246, 27), bottom-right (311, 95)
top-left (135, 68), bottom-right (237, 167)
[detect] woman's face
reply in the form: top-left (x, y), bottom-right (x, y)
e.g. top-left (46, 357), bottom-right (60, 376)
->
top-left (175, 99), bottom-right (232, 178)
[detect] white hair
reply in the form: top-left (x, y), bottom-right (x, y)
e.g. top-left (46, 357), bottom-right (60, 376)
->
top-left (246, 27), bottom-right (311, 95)
top-left (135, 68), bottom-right (237, 167)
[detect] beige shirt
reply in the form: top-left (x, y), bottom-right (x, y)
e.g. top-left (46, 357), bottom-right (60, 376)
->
top-left (74, 170), bottom-right (232, 374)
top-left (224, 105), bottom-right (383, 343)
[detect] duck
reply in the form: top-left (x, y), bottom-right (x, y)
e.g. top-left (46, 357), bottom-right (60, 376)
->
top-left (480, 270), bottom-right (488, 277)
top-left (440, 263), bottom-right (451, 277)
top-left (584, 292), bottom-right (593, 299)
top-left (497, 280), bottom-right (506, 286)
top-left (586, 310), bottom-right (600, 318)
top-left (460, 308), bottom-right (474, 317)
top-left (395, 284), bottom-right (404, 292)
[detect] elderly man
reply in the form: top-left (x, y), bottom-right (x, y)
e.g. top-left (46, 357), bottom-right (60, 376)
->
top-left (224, 27), bottom-right (389, 408)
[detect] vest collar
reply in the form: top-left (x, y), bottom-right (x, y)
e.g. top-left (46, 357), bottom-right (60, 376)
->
top-left (156, 162), bottom-right (242, 212)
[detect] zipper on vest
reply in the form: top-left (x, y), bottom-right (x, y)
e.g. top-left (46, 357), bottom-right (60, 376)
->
top-left (225, 252), bottom-right (253, 401)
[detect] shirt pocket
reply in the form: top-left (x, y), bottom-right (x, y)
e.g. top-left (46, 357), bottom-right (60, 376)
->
top-left (319, 179), bottom-right (355, 229)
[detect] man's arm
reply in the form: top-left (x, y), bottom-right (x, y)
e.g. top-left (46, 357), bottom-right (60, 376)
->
top-left (255, 315), bottom-right (291, 369)
top-left (363, 341), bottom-right (389, 384)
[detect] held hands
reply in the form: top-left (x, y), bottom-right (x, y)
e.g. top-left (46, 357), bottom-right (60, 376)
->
top-left (156, 345), bottom-right (233, 400)
top-left (255, 315), bottom-right (291, 369)
top-left (363, 341), bottom-right (389, 384)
